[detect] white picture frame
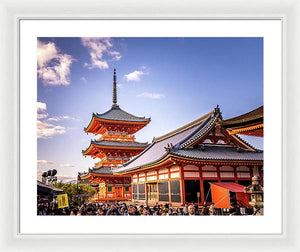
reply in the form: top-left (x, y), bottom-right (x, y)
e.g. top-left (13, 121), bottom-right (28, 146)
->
top-left (19, 19), bottom-right (280, 236)
top-left (0, 0), bottom-right (299, 251)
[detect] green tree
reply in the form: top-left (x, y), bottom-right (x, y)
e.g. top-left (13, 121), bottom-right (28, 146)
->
top-left (54, 182), bottom-right (96, 204)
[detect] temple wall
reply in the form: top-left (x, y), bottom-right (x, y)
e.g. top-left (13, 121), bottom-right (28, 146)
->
top-left (130, 163), bottom-right (263, 205)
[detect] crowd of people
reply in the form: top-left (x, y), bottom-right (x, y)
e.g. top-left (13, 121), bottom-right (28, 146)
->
top-left (37, 201), bottom-right (253, 216)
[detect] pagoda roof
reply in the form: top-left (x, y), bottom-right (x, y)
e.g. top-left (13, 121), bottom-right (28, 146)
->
top-left (91, 139), bottom-right (149, 149)
top-left (93, 104), bottom-right (151, 123)
top-left (221, 106), bottom-right (263, 129)
top-left (82, 139), bottom-right (149, 156)
top-left (115, 106), bottom-right (262, 174)
top-left (84, 69), bottom-right (150, 134)
top-left (78, 167), bottom-right (114, 179)
top-left (89, 167), bottom-right (113, 175)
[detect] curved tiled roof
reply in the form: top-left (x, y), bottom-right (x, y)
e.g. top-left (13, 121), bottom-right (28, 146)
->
top-left (178, 113), bottom-right (219, 149)
top-left (170, 146), bottom-right (263, 161)
top-left (91, 140), bottom-right (149, 148)
top-left (115, 106), bottom-right (263, 174)
top-left (89, 167), bottom-right (113, 175)
top-left (115, 111), bottom-right (214, 173)
top-left (94, 105), bottom-right (151, 123)
top-left (221, 106), bottom-right (263, 128)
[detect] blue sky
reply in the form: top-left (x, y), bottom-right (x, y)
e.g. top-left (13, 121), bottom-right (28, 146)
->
top-left (37, 37), bottom-right (263, 181)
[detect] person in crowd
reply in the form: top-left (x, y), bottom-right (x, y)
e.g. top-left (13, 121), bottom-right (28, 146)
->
top-left (177, 207), bottom-right (183, 215)
top-left (163, 203), bottom-right (169, 212)
top-left (127, 205), bottom-right (139, 215)
top-left (209, 203), bottom-right (215, 215)
top-left (182, 203), bottom-right (188, 215)
top-left (188, 205), bottom-right (196, 216)
top-left (106, 204), bottom-right (120, 215)
top-left (119, 206), bottom-right (128, 216)
top-left (138, 205), bottom-right (144, 215)
top-left (157, 208), bottom-right (164, 216)
top-left (98, 208), bottom-right (105, 216)
top-left (86, 207), bottom-right (93, 215)
top-left (153, 202), bottom-right (159, 212)
top-left (200, 202), bottom-right (210, 216)
top-left (172, 210), bottom-right (178, 215)
top-left (141, 208), bottom-right (149, 216)
top-left (37, 199), bottom-right (253, 216)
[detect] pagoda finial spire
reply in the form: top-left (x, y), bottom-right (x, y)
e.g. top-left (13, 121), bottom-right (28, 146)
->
top-left (112, 68), bottom-right (117, 106)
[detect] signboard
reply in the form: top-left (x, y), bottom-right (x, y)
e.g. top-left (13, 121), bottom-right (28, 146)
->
top-left (57, 194), bottom-right (69, 208)
top-left (98, 182), bottom-right (106, 198)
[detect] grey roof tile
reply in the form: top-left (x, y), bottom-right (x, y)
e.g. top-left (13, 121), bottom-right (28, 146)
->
top-left (115, 107), bottom-right (263, 174)
top-left (91, 140), bottom-right (149, 148)
top-left (170, 146), bottom-right (263, 161)
top-left (89, 167), bottom-right (113, 175)
top-left (178, 113), bottom-right (219, 149)
top-left (94, 105), bottom-right (151, 122)
top-left (115, 123), bottom-right (202, 173)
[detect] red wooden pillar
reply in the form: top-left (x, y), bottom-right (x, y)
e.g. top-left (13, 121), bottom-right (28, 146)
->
top-left (156, 169), bottom-right (159, 203)
top-left (234, 166), bottom-right (238, 183)
top-left (145, 171), bottom-right (148, 204)
top-left (180, 165), bottom-right (185, 204)
top-left (259, 166), bottom-right (263, 185)
top-left (199, 165), bottom-right (205, 204)
top-left (167, 168), bottom-right (171, 203)
top-left (113, 185), bottom-right (116, 202)
top-left (250, 165), bottom-right (253, 179)
top-left (216, 165), bottom-right (221, 182)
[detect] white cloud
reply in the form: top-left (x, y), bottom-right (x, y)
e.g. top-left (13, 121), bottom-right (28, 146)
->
top-left (48, 115), bottom-right (82, 122)
top-left (117, 83), bottom-right (123, 88)
top-left (81, 37), bottom-right (121, 70)
top-left (37, 102), bottom-right (49, 119)
top-left (124, 70), bottom-right (145, 81)
top-left (37, 120), bottom-right (66, 139)
top-left (37, 160), bottom-right (55, 165)
top-left (47, 117), bottom-right (59, 122)
top-left (37, 112), bottom-right (48, 119)
top-left (137, 92), bottom-right (165, 99)
top-left (37, 101), bottom-right (74, 138)
top-left (37, 102), bottom-right (47, 112)
top-left (109, 50), bottom-right (122, 61)
top-left (37, 41), bottom-right (57, 68)
top-left (37, 40), bottom-right (74, 85)
top-left (60, 163), bottom-right (75, 168)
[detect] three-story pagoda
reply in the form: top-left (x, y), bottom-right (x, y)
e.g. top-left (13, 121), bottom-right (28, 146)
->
top-left (79, 69), bottom-right (150, 202)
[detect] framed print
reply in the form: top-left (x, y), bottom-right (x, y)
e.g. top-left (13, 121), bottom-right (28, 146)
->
top-left (0, 0), bottom-right (299, 251)
top-left (19, 19), bottom-right (281, 235)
